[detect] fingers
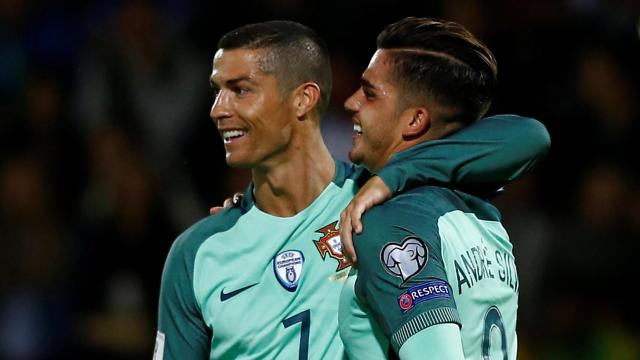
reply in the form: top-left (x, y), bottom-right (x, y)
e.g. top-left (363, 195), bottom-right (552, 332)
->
top-left (340, 206), bottom-right (358, 265)
top-left (348, 192), bottom-right (371, 235)
top-left (339, 176), bottom-right (392, 265)
top-left (349, 175), bottom-right (392, 233)
top-left (232, 192), bottom-right (243, 205)
top-left (210, 206), bottom-right (224, 215)
top-left (210, 192), bottom-right (244, 216)
top-left (352, 200), bottom-right (366, 234)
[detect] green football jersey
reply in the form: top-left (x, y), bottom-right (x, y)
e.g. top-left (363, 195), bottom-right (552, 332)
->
top-left (339, 186), bottom-right (519, 359)
top-left (157, 161), bottom-right (359, 360)
top-left (155, 115), bottom-right (549, 359)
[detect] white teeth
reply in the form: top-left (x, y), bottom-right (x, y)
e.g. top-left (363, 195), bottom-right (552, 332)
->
top-left (353, 124), bottom-right (362, 134)
top-left (223, 130), bottom-right (246, 142)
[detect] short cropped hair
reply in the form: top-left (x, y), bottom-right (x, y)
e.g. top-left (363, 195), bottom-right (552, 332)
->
top-left (377, 17), bottom-right (498, 123)
top-left (218, 20), bottom-right (332, 115)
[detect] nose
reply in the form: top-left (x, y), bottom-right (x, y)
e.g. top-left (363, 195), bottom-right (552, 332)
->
top-left (344, 90), bottom-right (361, 114)
top-left (210, 90), bottom-right (231, 121)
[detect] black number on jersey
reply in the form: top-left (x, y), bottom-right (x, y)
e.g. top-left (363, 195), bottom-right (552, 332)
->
top-left (482, 305), bottom-right (508, 359)
top-left (282, 309), bottom-right (310, 360)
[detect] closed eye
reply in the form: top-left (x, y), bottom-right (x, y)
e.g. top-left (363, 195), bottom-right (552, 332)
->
top-left (363, 88), bottom-right (376, 100)
top-left (361, 77), bottom-right (377, 100)
top-left (231, 85), bottom-right (251, 97)
top-left (210, 80), bottom-right (220, 99)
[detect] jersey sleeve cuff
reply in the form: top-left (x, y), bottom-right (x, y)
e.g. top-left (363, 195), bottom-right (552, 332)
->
top-left (391, 307), bottom-right (461, 353)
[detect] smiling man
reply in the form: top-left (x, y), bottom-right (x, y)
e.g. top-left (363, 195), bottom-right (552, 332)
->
top-left (338, 17), bottom-right (549, 359)
top-left (155, 22), bottom-right (350, 360)
top-left (154, 20), bottom-right (549, 360)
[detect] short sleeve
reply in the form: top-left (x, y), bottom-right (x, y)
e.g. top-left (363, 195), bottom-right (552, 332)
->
top-left (353, 204), bottom-right (461, 354)
top-left (156, 234), bottom-right (211, 359)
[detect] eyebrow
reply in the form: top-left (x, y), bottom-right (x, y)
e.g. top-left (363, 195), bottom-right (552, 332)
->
top-left (361, 77), bottom-right (377, 91)
top-left (209, 76), bottom-right (256, 89)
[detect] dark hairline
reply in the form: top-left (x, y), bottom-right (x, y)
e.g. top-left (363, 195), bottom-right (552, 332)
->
top-left (216, 21), bottom-right (332, 114)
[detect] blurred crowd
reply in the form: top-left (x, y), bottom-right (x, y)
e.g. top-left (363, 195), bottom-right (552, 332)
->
top-left (1, 0), bottom-right (639, 358)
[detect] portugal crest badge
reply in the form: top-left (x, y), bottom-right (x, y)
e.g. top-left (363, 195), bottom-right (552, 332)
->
top-left (313, 221), bottom-right (350, 271)
top-left (273, 250), bottom-right (305, 292)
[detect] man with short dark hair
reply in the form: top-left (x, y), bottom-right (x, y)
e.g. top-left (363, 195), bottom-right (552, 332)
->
top-left (155, 20), bottom-right (548, 359)
top-left (338, 17), bottom-right (548, 359)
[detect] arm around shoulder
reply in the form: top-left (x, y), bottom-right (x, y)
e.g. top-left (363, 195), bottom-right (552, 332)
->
top-left (376, 114), bottom-right (550, 193)
top-left (478, 114), bottom-right (551, 181)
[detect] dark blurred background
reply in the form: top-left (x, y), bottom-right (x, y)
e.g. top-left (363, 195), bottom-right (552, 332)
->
top-left (1, 0), bottom-right (639, 358)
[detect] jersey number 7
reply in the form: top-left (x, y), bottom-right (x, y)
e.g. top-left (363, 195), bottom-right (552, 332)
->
top-left (282, 309), bottom-right (310, 360)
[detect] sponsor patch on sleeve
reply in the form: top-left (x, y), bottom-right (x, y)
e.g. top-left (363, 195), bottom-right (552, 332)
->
top-left (397, 280), bottom-right (452, 313)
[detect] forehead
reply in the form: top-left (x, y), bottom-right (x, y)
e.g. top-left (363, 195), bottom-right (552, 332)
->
top-left (210, 48), bottom-right (266, 84)
top-left (362, 50), bottom-right (395, 87)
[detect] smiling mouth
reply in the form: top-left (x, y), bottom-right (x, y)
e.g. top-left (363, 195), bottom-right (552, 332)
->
top-left (353, 124), bottom-right (362, 136)
top-left (222, 130), bottom-right (247, 144)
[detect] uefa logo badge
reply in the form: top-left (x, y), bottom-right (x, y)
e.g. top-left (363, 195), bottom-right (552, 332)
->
top-left (398, 293), bottom-right (413, 311)
top-left (273, 250), bottom-right (305, 292)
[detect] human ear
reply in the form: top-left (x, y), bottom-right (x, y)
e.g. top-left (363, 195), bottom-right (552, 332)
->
top-left (403, 107), bottom-right (430, 137)
top-left (293, 82), bottom-right (321, 118)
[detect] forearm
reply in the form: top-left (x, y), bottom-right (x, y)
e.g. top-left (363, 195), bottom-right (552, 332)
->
top-left (378, 114), bottom-right (550, 193)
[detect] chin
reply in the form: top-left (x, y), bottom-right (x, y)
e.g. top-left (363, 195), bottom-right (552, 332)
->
top-left (347, 150), bottom-right (361, 165)
top-left (225, 154), bottom-right (252, 169)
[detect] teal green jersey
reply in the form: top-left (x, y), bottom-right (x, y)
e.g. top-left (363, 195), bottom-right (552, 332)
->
top-left (157, 161), bottom-right (359, 360)
top-left (156, 115), bottom-right (549, 359)
top-left (339, 186), bottom-right (519, 359)
top-left (377, 114), bottom-right (550, 195)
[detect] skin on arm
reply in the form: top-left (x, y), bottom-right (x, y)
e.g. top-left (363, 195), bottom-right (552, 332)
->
top-left (339, 176), bottom-right (391, 264)
top-left (398, 323), bottom-right (465, 360)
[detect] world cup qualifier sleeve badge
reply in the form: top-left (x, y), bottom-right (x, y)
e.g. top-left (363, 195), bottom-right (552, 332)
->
top-left (273, 250), bottom-right (305, 292)
top-left (313, 221), bottom-right (351, 271)
top-left (381, 236), bottom-right (428, 282)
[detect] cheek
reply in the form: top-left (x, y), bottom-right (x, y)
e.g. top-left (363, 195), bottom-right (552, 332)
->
top-left (365, 111), bottom-right (396, 146)
top-left (238, 100), bottom-right (272, 132)
top-left (238, 99), bottom-right (261, 121)
top-left (254, 103), bottom-right (292, 140)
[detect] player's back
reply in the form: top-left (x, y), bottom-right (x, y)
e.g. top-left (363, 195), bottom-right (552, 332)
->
top-left (340, 185), bottom-right (518, 359)
top-left (434, 187), bottom-right (518, 359)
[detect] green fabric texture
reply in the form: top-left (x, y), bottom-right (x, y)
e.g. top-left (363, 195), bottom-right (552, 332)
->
top-left (157, 115), bottom-right (547, 359)
top-left (158, 161), bottom-right (359, 359)
top-left (377, 114), bottom-right (551, 195)
top-left (339, 186), bottom-right (519, 359)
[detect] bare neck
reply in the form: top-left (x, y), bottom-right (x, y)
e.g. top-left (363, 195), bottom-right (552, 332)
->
top-left (251, 127), bottom-right (335, 217)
